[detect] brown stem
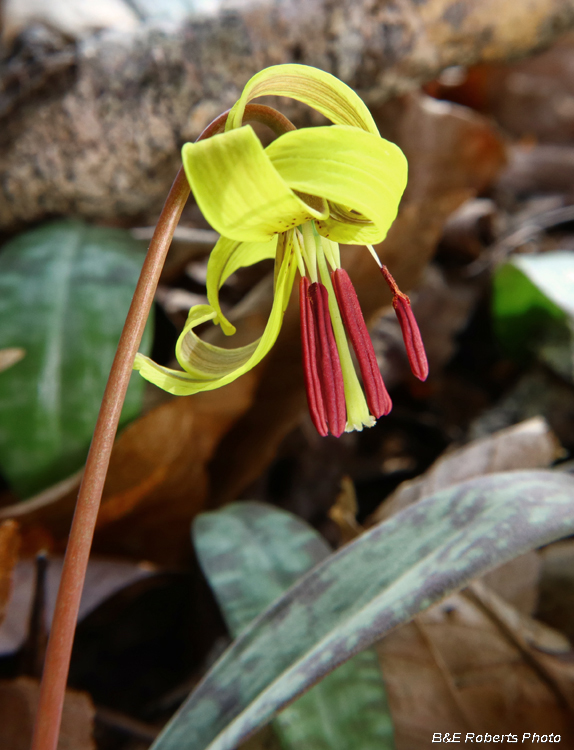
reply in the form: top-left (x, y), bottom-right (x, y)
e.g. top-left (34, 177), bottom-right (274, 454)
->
top-left (30, 167), bottom-right (190, 750)
top-left (30, 101), bottom-right (294, 750)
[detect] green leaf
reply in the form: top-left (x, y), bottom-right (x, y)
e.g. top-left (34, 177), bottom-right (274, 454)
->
top-left (492, 252), bottom-right (574, 362)
top-left (152, 470), bottom-right (574, 750)
top-left (193, 502), bottom-right (394, 750)
top-left (0, 220), bottom-right (153, 497)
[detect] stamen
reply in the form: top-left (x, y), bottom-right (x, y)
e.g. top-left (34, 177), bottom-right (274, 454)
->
top-left (332, 269), bottom-right (392, 418)
top-left (299, 277), bottom-right (328, 437)
top-left (380, 264), bottom-right (429, 381)
top-left (316, 235), bottom-right (374, 432)
top-left (308, 281), bottom-right (347, 437)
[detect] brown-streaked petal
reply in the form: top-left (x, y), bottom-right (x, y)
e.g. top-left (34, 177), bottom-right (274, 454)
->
top-left (332, 268), bottom-right (392, 418)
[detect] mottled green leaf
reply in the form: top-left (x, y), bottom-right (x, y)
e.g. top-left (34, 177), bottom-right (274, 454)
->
top-left (492, 252), bottom-right (574, 374)
top-left (0, 220), bottom-right (153, 497)
top-left (154, 470), bottom-right (574, 750)
top-left (193, 503), bottom-right (394, 750)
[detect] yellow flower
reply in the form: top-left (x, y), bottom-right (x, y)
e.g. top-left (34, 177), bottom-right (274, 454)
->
top-left (134, 65), bottom-right (426, 435)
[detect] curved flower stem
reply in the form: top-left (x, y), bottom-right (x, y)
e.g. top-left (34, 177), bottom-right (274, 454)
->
top-left (30, 101), bottom-right (296, 750)
top-left (30, 167), bottom-right (191, 750)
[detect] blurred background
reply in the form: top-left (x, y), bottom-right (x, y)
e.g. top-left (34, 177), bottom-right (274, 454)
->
top-left (2, 0), bottom-right (574, 748)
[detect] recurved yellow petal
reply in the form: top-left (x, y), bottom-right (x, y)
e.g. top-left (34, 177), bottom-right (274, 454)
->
top-left (182, 126), bottom-right (326, 243)
top-left (265, 126), bottom-right (408, 244)
top-left (206, 235), bottom-right (278, 335)
top-left (133, 243), bottom-right (298, 396)
top-left (226, 64), bottom-right (379, 135)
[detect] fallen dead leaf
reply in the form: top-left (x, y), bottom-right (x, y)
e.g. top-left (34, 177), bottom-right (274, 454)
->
top-left (482, 553), bottom-right (542, 616)
top-left (0, 520), bottom-right (19, 627)
top-left (0, 677), bottom-right (95, 750)
top-left (368, 416), bottom-right (561, 525)
top-left (537, 540), bottom-right (574, 645)
top-left (0, 371), bottom-right (258, 564)
top-left (328, 475), bottom-right (362, 546)
top-left (377, 584), bottom-right (574, 749)
top-left (0, 556), bottom-right (156, 656)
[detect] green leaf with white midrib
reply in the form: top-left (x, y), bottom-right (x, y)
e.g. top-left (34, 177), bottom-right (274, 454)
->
top-left (153, 470), bottom-right (574, 750)
top-left (193, 503), bottom-right (394, 750)
top-left (0, 220), bottom-right (153, 497)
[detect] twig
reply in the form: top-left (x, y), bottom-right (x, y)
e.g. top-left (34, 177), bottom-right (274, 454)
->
top-left (465, 204), bottom-right (574, 278)
top-left (131, 226), bottom-right (219, 244)
top-left (95, 705), bottom-right (160, 745)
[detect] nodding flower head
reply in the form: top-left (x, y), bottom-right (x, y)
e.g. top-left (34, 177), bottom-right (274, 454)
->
top-left (134, 64), bottom-right (428, 436)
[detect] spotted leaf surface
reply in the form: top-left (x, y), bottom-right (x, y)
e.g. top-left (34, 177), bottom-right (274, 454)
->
top-left (193, 502), bottom-right (394, 750)
top-left (154, 471), bottom-right (574, 750)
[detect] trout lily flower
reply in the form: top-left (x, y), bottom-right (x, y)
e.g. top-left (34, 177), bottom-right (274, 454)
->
top-left (134, 64), bottom-right (428, 437)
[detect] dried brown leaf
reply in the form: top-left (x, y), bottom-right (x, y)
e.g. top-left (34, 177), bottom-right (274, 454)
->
top-left (377, 586), bottom-right (574, 749)
top-left (369, 417), bottom-right (560, 525)
top-left (0, 677), bottom-right (94, 750)
top-left (328, 475), bottom-right (362, 546)
top-left (538, 540), bottom-right (574, 645)
top-left (0, 520), bottom-right (19, 627)
top-left (0, 556), bottom-right (156, 655)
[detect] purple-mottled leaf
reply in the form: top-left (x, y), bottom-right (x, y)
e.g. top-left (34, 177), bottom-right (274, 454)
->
top-left (154, 470), bottom-right (574, 750)
top-left (194, 502), bottom-right (394, 749)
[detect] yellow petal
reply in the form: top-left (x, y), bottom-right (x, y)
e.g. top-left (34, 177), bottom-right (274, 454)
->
top-left (206, 235), bottom-right (278, 335)
top-left (226, 64), bottom-right (379, 135)
top-left (182, 126), bottom-right (327, 243)
top-left (133, 241), bottom-right (297, 396)
top-left (266, 126), bottom-right (407, 244)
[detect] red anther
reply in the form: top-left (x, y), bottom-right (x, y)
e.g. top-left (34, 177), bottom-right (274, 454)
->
top-left (308, 282), bottom-right (347, 437)
top-left (332, 269), bottom-right (392, 417)
top-left (392, 293), bottom-right (429, 381)
top-left (379, 264), bottom-right (429, 381)
top-left (299, 277), bottom-right (328, 437)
